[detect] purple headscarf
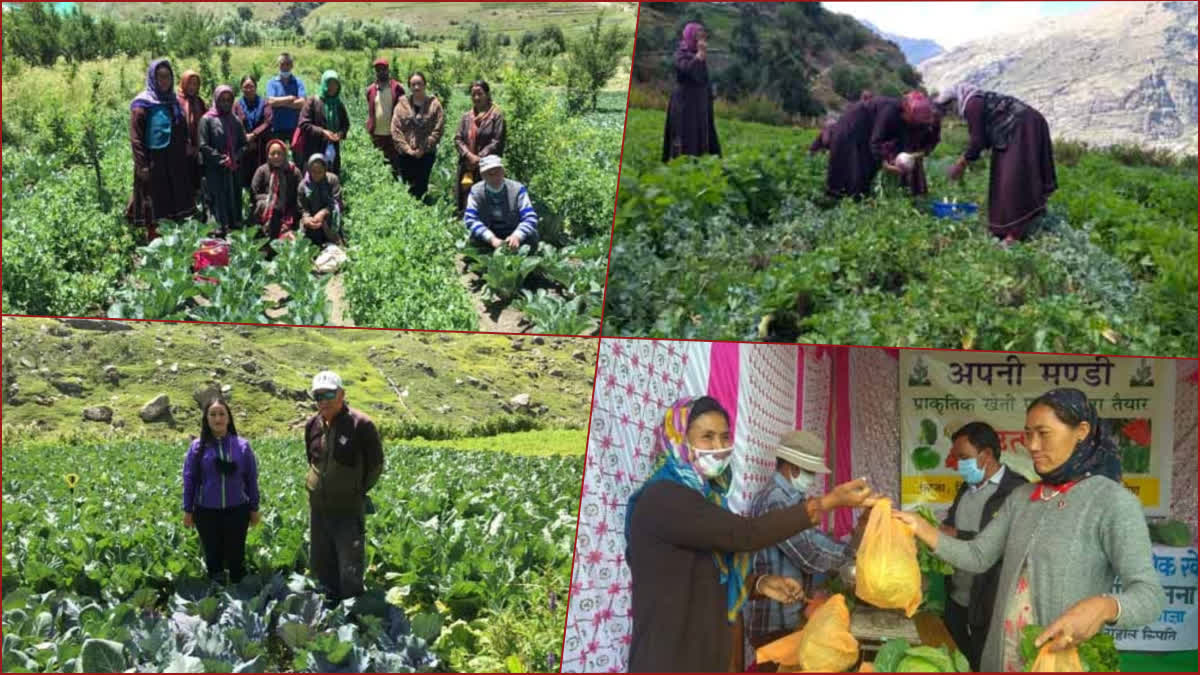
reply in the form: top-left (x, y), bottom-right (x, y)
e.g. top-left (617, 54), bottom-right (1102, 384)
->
top-left (131, 58), bottom-right (184, 122)
top-left (678, 22), bottom-right (704, 52)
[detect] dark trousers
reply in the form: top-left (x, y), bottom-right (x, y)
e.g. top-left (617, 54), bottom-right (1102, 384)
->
top-left (194, 504), bottom-right (251, 583)
top-left (310, 509), bottom-right (365, 601)
top-left (945, 600), bottom-right (984, 672)
top-left (395, 151), bottom-right (436, 199)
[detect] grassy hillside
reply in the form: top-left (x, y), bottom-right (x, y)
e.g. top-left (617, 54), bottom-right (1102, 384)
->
top-left (632, 1), bottom-right (921, 121)
top-left (69, 1), bottom-right (635, 39)
top-left (1, 317), bottom-right (598, 444)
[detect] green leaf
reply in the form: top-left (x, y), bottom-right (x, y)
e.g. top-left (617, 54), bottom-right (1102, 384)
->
top-left (79, 639), bottom-right (125, 673)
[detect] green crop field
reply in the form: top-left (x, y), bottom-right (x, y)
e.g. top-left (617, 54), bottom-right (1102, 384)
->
top-left (603, 107), bottom-right (1198, 357)
top-left (1, 4), bottom-right (632, 334)
top-left (1, 439), bottom-right (582, 673)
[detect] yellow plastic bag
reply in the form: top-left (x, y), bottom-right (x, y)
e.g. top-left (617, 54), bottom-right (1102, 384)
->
top-left (1029, 643), bottom-right (1083, 672)
top-left (756, 593), bottom-right (859, 672)
top-left (855, 498), bottom-right (923, 617)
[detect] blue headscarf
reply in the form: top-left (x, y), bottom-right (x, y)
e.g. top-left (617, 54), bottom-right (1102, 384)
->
top-left (130, 58), bottom-right (184, 122)
top-left (624, 396), bottom-right (751, 624)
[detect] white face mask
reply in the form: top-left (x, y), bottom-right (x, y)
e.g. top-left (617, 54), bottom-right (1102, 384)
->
top-left (694, 447), bottom-right (734, 479)
top-left (791, 469), bottom-right (816, 492)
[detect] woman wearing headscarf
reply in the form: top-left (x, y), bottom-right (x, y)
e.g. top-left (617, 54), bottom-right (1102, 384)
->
top-left (453, 79), bottom-right (506, 214)
top-left (390, 71), bottom-right (446, 200)
top-left (626, 396), bottom-right (877, 672)
top-left (182, 397), bottom-right (261, 584)
top-left (198, 85), bottom-right (248, 235)
top-left (895, 388), bottom-right (1163, 673)
top-left (233, 75), bottom-right (274, 191)
top-left (126, 58), bottom-right (195, 239)
top-left (251, 139), bottom-right (303, 243)
top-left (934, 83), bottom-right (1058, 243)
top-left (297, 70), bottom-right (351, 176)
top-left (177, 69), bottom-right (207, 210)
top-left (298, 154), bottom-right (345, 248)
top-left (663, 22), bottom-right (720, 162)
top-left (896, 95), bottom-right (942, 196)
top-left (824, 90), bottom-right (937, 199)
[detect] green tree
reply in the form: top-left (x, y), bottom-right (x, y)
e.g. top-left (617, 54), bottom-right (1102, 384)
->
top-left (565, 14), bottom-right (629, 113)
top-left (4, 3), bottom-right (63, 66)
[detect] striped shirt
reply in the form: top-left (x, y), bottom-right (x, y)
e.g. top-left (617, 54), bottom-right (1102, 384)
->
top-left (464, 178), bottom-right (538, 243)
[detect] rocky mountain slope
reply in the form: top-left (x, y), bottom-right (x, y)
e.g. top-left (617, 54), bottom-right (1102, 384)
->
top-left (1, 318), bottom-right (597, 443)
top-left (920, 0), bottom-right (1198, 154)
top-left (860, 18), bottom-right (945, 65)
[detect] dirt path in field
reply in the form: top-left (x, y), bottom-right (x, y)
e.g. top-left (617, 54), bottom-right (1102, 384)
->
top-left (455, 254), bottom-right (528, 334)
top-left (325, 273), bottom-right (353, 327)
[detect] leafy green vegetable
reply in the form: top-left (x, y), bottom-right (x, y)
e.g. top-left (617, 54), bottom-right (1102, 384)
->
top-left (897, 655), bottom-right (943, 672)
top-left (920, 419), bottom-right (939, 445)
top-left (875, 639), bottom-right (912, 672)
top-left (1149, 519), bottom-right (1193, 546)
top-left (912, 446), bottom-right (941, 471)
top-left (1020, 624), bottom-right (1119, 672)
top-left (913, 506), bottom-right (955, 576)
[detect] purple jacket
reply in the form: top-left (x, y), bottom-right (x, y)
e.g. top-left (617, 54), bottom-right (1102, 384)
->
top-left (182, 435), bottom-right (260, 512)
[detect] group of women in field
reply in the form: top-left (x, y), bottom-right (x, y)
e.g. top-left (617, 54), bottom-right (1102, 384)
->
top-left (126, 53), bottom-right (509, 248)
top-left (663, 21), bottom-right (1058, 245)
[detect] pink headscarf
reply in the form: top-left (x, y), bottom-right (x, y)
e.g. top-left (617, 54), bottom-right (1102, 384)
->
top-left (902, 90), bottom-right (935, 126)
top-left (678, 22), bottom-right (704, 52)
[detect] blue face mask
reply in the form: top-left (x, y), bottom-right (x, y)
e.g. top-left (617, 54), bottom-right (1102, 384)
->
top-left (957, 457), bottom-right (986, 485)
top-left (280, 70), bottom-right (292, 80)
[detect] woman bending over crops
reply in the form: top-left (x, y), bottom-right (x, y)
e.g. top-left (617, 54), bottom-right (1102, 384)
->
top-left (625, 396), bottom-right (877, 672)
top-left (390, 71), bottom-right (446, 200)
top-left (663, 22), bottom-right (720, 162)
top-left (897, 107), bottom-right (942, 197)
top-left (935, 83), bottom-right (1058, 243)
top-left (252, 139), bottom-right (303, 243)
top-left (296, 70), bottom-right (350, 177)
top-left (824, 90), bottom-right (937, 200)
top-left (125, 59), bottom-right (195, 239)
top-left (298, 154), bottom-right (345, 248)
top-left (454, 79), bottom-right (506, 214)
top-left (233, 75), bottom-right (274, 191)
top-left (182, 398), bottom-right (261, 584)
top-left (198, 85), bottom-right (248, 236)
top-left (895, 388), bottom-right (1162, 672)
top-left (177, 70), bottom-right (208, 214)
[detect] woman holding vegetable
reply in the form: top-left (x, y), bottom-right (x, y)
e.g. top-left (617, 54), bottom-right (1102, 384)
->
top-left (823, 91), bottom-right (937, 200)
top-left (182, 398), bottom-right (261, 584)
top-left (934, 83), bottom-right (1057, 244)
top-left (895, 388), bottom-right (1163, 672)
top-left (625, 396), bottom-right (878, 672)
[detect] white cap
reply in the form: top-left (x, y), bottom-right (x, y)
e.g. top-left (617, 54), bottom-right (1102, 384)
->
top-left (775, 430), bottom-right (832, 474)
top-left (311, 370), bottom-right (343, 394)
top-left (479, 155), bottom-right (504, 173)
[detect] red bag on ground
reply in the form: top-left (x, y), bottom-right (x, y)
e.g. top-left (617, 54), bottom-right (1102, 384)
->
top-left (192, 239), bottom-right (230, 284)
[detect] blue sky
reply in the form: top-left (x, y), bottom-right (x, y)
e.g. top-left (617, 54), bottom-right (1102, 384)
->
top-left (825, 1), bottom-right (1100, 48)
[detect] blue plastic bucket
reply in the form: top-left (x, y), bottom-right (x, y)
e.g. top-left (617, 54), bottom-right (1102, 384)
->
top-left (931, 201), bottom-right (979, 219)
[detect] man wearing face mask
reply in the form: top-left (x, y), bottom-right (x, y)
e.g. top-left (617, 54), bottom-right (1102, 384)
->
top-left (266, 53), bottom-right (308, 155)
top-left (744, 430), bottom-right (869, 653)
top-left (939, 422), bottom-right (1028, 671)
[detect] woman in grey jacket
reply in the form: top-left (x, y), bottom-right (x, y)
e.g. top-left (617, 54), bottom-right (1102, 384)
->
top-left (896, 388), bottom-right (1163, 672)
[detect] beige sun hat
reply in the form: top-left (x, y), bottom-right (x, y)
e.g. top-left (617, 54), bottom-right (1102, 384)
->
top-left (775, 430), bottom-right (832, 474)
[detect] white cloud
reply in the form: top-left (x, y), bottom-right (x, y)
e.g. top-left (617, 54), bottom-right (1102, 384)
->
top-left (825, 1), bottom-right (1065, 49)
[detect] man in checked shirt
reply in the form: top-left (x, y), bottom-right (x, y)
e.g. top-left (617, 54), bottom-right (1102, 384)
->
top-left (743, 430), bottom-right (869, 658)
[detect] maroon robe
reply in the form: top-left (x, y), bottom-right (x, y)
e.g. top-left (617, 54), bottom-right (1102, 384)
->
top-left (297, 96), bottom-right (351, 176)
top-left (663, 48), bottom-right (721, 162)
top-left (824, 96), bottom-right (907, 199)
top-left (178, 92), bottom-right (207, 195)
top-left (962, 95), bottom-right (1057, 239)
top-left (125, 105), bottom-right (196, 226)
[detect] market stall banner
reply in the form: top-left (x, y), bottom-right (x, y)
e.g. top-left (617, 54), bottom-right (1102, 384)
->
top-left (1105, 546), bottom-right (1197, 651)
top-left (564, 340), bottom-right (839, 673)
top-left (898, 353), bottom-right (1175, 515)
